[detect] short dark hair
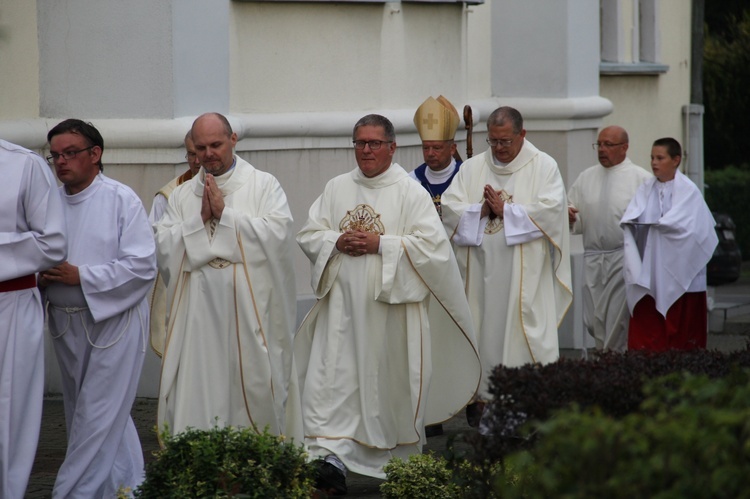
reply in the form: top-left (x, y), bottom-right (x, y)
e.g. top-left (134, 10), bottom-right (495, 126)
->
top-left (47, 119), bottom-right (105, 171)
top-left (653, 137), bottom-right (682, 159)
top-left (352, 114), bottom-right (395, 142)
top-left (486, 106), bottom-right (524, 134)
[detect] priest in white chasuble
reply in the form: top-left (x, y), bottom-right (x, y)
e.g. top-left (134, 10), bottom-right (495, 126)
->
top-left (154, 113), bottom-right (302, 442)
top-left (441, 106), bottom-right (572, 415)
top-left (295, 114), bottom-right (480, 493)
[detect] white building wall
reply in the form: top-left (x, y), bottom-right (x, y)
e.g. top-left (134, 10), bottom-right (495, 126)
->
top-left (0, 1), bottom-right (40, 118)
top-left (600, 0), bottom-right (692, 168)
top-left (0, 0), bottom-right (694, 395)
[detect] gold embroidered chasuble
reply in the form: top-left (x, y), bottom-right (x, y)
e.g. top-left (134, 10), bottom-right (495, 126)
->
top-left (442, 142), bottom-right (572, 396)
top-left (295, 163), bottom-right (480, 479)
top-left (154, 156), bottom-right (302, 442)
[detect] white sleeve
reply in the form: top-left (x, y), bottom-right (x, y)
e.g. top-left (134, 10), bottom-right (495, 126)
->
top-left (452, 203), bottom-right (488, 246)
top-left (504, 203), bottom-right (543, 245)
top-left (148, 194), bottom-right (168, 224)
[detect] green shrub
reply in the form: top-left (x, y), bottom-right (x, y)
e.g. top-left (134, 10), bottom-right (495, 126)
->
top-left (479, 347), bottom-right (750, 461)
top-left (381, 453), bottom-right (465, 498)
top-left (380, 452), bottom-right (509, 499)
top-left (134, 425), bottom-right (315, 498)
top-left (497, 369), bottom-right (750, 498)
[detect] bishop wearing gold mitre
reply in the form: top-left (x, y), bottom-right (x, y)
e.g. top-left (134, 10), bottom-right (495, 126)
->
top-left (409, 95), bottom-right (462, 218)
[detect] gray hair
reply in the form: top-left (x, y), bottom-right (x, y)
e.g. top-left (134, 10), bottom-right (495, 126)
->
top-left (486, 106), bottom-right (523, 134)
top-left (352, 114), bottom-right (395, 142)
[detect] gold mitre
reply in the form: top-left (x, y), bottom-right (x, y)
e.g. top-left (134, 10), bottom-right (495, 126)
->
top-left (413, 95), bottom-right (460, 141)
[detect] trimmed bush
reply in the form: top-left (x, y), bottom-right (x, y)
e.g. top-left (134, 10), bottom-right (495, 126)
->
top-left (134, 425), bottom-right (315, 498)
top-left (381, 452), bottom-right (505, 499)
top-left (480, 347), bottom-right (750, 460)
top-left (498, 369), bottom-right (750, 498)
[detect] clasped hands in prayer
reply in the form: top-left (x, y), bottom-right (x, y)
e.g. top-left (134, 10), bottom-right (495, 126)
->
top-left (481, 184), bottom-right (505, 220)
top-left (201, 173), bottom-right (225, 224)
top-left (336, 230), bottom-right (380, 257)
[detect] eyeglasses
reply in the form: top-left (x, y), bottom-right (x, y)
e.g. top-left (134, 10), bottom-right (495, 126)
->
top-left (46, 146), bottom-right (94, 164)
top-left (592, 142), bottom-right (626, 150)
top-left (185, 152), bottom-right (198, 161)
top-left (486, 138), bottom-right (514, 148)
top-left (353, 140), bottom-right (392, 151)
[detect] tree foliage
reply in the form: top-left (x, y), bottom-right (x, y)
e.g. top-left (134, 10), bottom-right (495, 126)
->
top-left (703, 6), bottom-right (750, 170)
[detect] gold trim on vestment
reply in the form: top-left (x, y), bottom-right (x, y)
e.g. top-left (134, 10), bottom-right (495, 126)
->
top-left (237, 230), bottom-right (274, 432)
top-left (401, 241), bottom-right (481, 424)
top-left (208, 257), bottom-right (231, 269)
top-left (339, 204), bottom-right (385, 234)
top-left (306, 434), bottom-right (421, 451)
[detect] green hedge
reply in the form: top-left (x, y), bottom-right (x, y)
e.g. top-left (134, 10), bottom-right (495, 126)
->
top-left (498, 369), bottom-right (750, 498)
top-left (704, 165), bottom-right (750, 259)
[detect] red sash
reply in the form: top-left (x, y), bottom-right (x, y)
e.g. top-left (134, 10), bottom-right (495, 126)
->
top-left (0, 274), bottom-right (36, 292)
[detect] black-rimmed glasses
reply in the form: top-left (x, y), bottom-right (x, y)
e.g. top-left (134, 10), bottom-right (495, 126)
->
top-left (353, 140), bottom-right (392, 150)
top-left (46, 146), bottom-right (94, 164)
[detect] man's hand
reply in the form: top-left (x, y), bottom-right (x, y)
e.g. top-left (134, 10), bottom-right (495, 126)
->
top-left (483, 184), bottom-right (505, 219)
top-left (202, 174), bottom-right (225, 223)
top-left (336, 230), bottom-right (380, 257)
top-left (568, 206), bottom-right (579, 225)
top-left (40, 262), bottom-right (81, 286)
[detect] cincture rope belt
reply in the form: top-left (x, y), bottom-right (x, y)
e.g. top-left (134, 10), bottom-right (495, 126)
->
top-left (49, 304), bottom-right (145, 350)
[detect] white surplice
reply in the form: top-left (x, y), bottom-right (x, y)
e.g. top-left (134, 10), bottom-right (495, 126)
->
top-left (295, 163), bottom-right (480, 478)
top-left (155, 156), bottom-right (302, 442)
top-left (568, 159), bottom-right (651, 350)
top-left (0, 140), bottom-right (67, 499)
top-left (621, 170), bottom-right (718, 316)
top-left (442, 142), bottom-right (572, 396)
top-left (44, 173), bottom-right (156, 498)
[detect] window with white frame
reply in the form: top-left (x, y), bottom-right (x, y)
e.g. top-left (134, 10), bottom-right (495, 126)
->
top-left (600, 0), bottom-right (668, 74)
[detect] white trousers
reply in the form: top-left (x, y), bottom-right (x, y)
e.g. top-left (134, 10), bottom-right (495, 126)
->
top-left (48, 303), bottom-right (146, 499)
top-left (0, 289), bottom-right (45, 499)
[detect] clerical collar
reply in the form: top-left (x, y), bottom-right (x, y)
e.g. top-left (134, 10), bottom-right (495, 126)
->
top-left (490, 154), bottom-right (510, 169)
top-left (213, 157), bottom-right (237, 177)
top-left (424, 159), bottom-right (457, 185)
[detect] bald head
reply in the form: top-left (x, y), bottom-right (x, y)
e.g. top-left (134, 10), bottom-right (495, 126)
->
top-left (596, 126), bottom-right (629, 168)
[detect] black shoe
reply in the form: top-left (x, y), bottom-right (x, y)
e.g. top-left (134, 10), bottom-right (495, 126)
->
top-left (315, 460), bottom-right (348, 496)
top-left (466, 401), bottom-right (486, 428)
top-left (425, 424), bottom-right (444, 438)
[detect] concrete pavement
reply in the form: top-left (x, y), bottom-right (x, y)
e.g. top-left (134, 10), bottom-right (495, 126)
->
top-left (24, 270), bottom-right (750, 498)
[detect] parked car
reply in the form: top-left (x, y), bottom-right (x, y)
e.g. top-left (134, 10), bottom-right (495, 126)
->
top-left (707, 212), bottom-right (742, 286)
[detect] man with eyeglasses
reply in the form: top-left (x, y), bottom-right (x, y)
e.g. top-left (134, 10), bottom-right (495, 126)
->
top-left (296, 114), bottom-right (479, 495)
top-left (147, 130), bottom-right (202, 357)
top-left (409, 95), bottom-right (462, 219)
top-left (154, 113), bottom-right (302, 443)
top-left (0, 139), bottom-right (66, 499)
top-left (39, 119), bottom-right (156, 497)
top-left (567, 126), bottom-right (651, 352)
top-left (441, 106), bottom-right (572, 427)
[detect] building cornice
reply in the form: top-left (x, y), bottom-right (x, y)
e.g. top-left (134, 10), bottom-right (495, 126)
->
top-left (0, 96), bottom-right (612, 163)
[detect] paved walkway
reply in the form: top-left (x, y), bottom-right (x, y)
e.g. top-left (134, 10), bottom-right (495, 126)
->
top-left (25, 397), bottom-right (470, 498)
top-left (24, 270), bottom-right (750, 497)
